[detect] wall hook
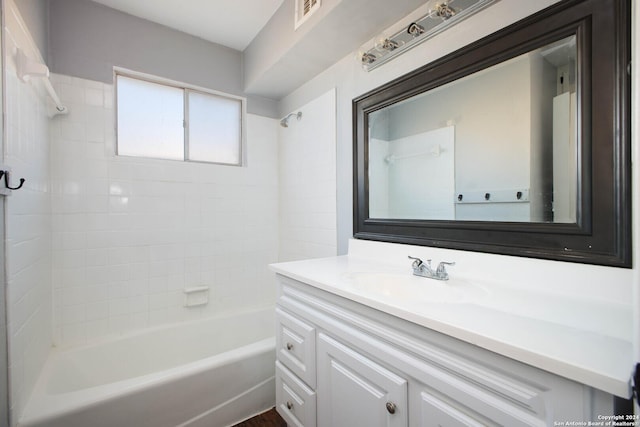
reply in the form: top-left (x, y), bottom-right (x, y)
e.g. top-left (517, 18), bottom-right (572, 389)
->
top-left (3, 171), bottom-right (25, 190)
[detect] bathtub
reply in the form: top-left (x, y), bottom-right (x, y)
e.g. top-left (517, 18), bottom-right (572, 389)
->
top-left (19, 307), bottom-right (276, 427)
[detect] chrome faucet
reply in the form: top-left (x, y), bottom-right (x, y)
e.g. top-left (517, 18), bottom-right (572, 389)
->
top-left (408, 256), bottom-right (455, 281)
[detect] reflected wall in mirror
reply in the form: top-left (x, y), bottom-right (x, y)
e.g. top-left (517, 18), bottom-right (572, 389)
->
top-left (354, 0), bottom-right (631, 267)
top-left (368, 36), bottom-right (577, 223)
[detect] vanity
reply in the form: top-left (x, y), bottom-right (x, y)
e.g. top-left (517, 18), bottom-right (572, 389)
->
top-left (270, 240), bottom-right (632, 426)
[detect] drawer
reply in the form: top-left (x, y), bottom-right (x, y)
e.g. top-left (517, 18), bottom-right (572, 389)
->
top-left (416, 388), bottom-right (489, 427)
top-left (276, 307), bottom-right (316, 388)
top-left (411, 383), bottom-right (545, 427)
top-left (276, 361), bottom-right (316, 427)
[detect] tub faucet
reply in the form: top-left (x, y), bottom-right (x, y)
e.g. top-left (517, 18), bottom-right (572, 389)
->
top-left (408, 256), bottom-right (455, 281)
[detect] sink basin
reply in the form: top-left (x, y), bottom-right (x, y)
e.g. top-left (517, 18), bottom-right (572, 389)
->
top-left (343, 272), bottom-right (487, 304)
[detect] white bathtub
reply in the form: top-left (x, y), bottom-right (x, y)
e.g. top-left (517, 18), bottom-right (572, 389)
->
top-left (19, 307), bottom-right (276, 427)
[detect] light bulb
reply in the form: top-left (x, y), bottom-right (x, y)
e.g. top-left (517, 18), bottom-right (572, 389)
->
top-left (375, 35), bottom-right (400, 52)
top-left (427, 0), bottom-right (456, 20)
top-left (407, 22), bottom-right (425, 37)
top-left (355, 49), bottom-right (376, 65)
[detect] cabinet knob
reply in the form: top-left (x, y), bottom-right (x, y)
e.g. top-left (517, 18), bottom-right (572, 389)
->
top-left (286, 401), bottom-right (294, 410)
top-left (386, 402), bottom-right (396, 414)
top-left (286, 342), bottom-right (294, 350)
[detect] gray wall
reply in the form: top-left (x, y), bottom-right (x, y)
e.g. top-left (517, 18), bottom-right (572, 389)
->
top-left (243, 0), bottom-right (427, 99)
top-left (14, 0), bottom-right (48, 63)
top-left (48, 0), bottom-right (277, 117)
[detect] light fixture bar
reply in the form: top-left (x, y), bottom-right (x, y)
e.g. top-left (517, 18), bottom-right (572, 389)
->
top-left (360, 0), bottom-right (499, 72)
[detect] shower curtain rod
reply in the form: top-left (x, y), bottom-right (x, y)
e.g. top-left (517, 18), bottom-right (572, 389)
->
top-left (42, 78), bottom-right (68, 114)
top-left (16, 48), bottom-right (68, 115)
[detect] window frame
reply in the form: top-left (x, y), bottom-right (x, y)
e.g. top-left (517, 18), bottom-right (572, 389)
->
top-left (114, 68), bottom-right (247, 166)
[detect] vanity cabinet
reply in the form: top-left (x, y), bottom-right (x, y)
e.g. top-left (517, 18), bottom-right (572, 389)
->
top-left (274, 274), bottom-right (614, 427)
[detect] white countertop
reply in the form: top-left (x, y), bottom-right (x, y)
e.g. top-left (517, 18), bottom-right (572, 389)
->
top-left (270, 250), bottom-right (634, 398)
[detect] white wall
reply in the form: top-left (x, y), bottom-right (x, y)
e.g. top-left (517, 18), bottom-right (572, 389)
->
top-left (278, 89), bottom-right (337, 261)
top-left (4, 2), bottom-right (53, 423)
top-left (49, 74), bottom-right (280, 347)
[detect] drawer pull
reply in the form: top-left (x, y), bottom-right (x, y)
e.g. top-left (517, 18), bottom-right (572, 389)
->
top-left (286, 401), bottom-right (294, 410)
top-left (386, 402), bottom-right (396, 414)
top-left (286, 342), bottom-right (294, 350)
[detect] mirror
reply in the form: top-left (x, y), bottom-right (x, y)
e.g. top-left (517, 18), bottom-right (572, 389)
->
top-left (368, 36), bottom-right (577, 223)
top-left (354, 0), bottom-right (631, 267)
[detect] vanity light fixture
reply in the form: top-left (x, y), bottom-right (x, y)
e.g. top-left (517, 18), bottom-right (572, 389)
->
top-left (357, 0), bottom-right (499, 71)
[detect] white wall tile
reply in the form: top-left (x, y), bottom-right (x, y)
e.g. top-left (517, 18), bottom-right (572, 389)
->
top-left (85, 301), bottom-right (109, 321)
top-left (85, 88), bottom-right (104, 107)
top-left (61, 305), bottom-right (85, 325)
top-left (50, 74), bottom-right (280, 346)
top-left (279, 89), bottom-right (337, 261)
top-left (5, 8), bottom-right (53, 423)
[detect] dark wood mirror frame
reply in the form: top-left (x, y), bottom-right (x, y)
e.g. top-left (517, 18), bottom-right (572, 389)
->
top-left (353, 0), bottom-right (631, 267)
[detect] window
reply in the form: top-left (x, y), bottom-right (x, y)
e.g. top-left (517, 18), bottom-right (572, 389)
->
top-left (116, 72), bottom-right (244, 165)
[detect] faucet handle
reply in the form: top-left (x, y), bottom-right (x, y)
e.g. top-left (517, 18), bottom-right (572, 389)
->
top-left (435, 261), bottom-right (455, 278)
top-left (408, 256), bottom-right (431, 268)
top-left (408, 255), bottom-right (422, 267)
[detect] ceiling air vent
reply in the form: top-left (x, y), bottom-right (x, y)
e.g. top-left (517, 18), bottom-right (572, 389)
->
top-left (295, 0), bottom-right (321, 29)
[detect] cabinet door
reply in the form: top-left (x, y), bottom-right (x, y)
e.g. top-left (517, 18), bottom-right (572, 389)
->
top-left (317, 333), bottom-right (407, 427)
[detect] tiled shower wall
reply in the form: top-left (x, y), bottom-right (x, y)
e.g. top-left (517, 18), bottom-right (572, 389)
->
top-left (50, 74), bottom-right (279, 347)
top-left (278, 89), bottom-right (337, 261)
top-left (5, 2), bottom-right (53, 421)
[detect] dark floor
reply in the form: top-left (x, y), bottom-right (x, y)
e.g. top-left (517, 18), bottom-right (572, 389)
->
top-left (232, 408), bottom-right (286, 427)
